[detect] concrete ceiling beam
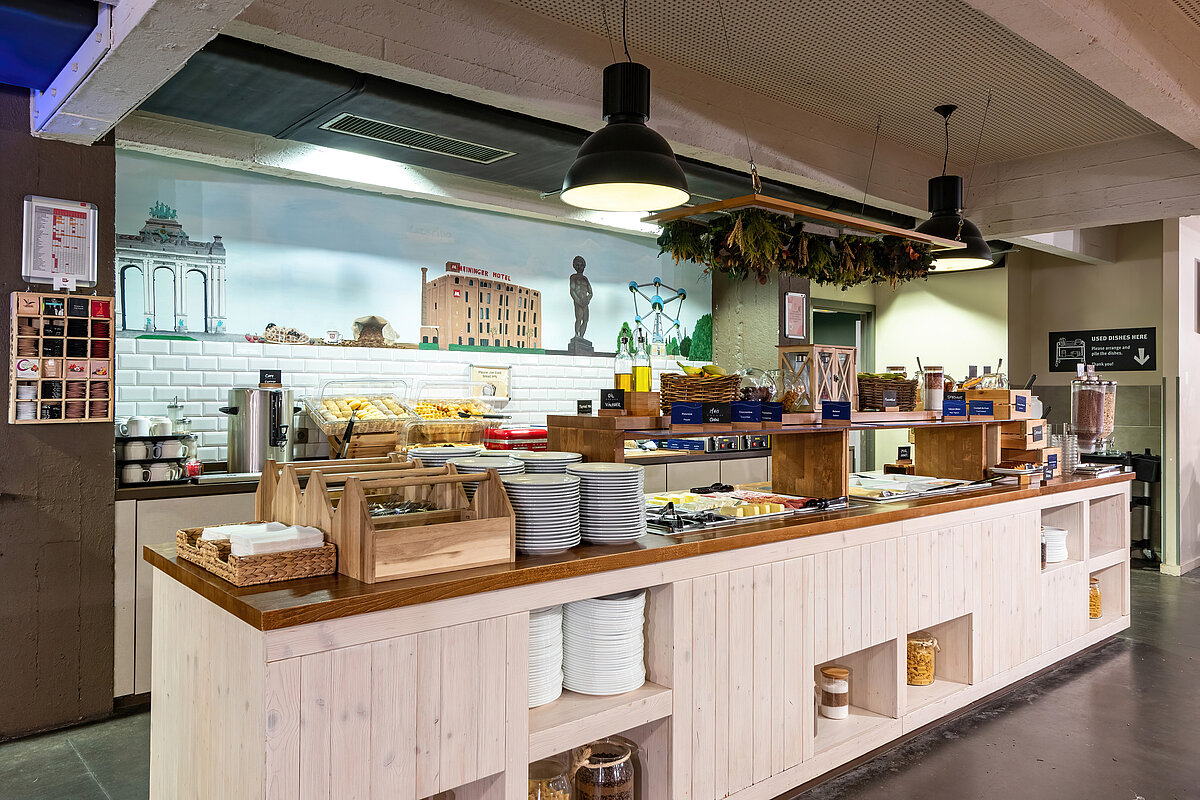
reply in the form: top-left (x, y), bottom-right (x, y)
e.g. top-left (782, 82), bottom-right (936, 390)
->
top-left (225, 0), bottom-right (945, 220)
top-left (33, 0), bottom-right (255, 143)
top-left (970, 131), bottom-right (1200, 236)
top-left (1014, 227), bottom-right (1119, 264)
top-left (962, 0), bottom-right (1200, 149)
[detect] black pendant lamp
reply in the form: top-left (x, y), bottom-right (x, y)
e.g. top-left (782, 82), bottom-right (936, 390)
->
top-left (560, 3), bottom-right (688, 212)
top-left (915, 105), bottom-right (994, 272)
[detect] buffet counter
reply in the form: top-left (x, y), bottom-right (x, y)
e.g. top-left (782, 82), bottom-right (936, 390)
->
top-left (145, 472), bottom-right (1131, 799)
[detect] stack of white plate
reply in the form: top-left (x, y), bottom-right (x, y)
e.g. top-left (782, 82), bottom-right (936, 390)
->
top-left (528, 604), bottom-right (564, 708)
top-left (510, 450), bottom-right (584, 474)
top-left (406, 445), bottom-right (481, 469)
top-left (566, 463), bottom-right (646, 545)
top-left (562, 591), bottom-right (646, 695)
top-left (503, 474), bottom-right (581, 554)
top-left (1043, 526), bottom-right (1069, 563)
top-left (446, 455), bottom-right (525, 499)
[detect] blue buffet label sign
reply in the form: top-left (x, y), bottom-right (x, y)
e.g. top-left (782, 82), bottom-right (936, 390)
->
top-left (822, 401), bottom-right (852, 421)
top-left (943, 391), bottom-right (967, 417)
top-left (731, 401), bottom-right (762, 423)
top-left (1015, 394), bottom-right (1028, 413)
top-left (1046, 452), bottom-right (1059, 469)
top-left (671, 402), bottom-right (703, 425)
top-left (969, 399), bottom-right (995, 416)
top-left (760, 402), bottom-right (783, 422)
top-left (661, 438), bottom-right (705, 451)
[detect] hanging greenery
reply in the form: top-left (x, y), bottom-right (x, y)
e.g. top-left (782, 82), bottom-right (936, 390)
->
top-left (658, 209), bottom-right (934, 289)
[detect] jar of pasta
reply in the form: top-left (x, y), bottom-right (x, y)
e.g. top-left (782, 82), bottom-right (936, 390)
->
top-left (907, 631), bottom-right (940, 686)
top-left (529, 756), bottom-right (571, 800)
top-left (818, 665), bottom-right (851, 719)
top-left (1089, 577), bottom-right (1102, 619)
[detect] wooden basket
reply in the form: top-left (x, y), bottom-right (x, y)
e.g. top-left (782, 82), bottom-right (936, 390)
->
top-left (659, 372), bottom-right (741, 414)
top-left (175, 526), bottom-right (337, 587)
top-left (329, 465), bottom-right (515, 583)
top-left (857, 376), bottom-right (919, 411)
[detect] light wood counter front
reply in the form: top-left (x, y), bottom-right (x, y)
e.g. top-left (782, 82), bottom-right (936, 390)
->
top-left (147, 473), bottom-right (1132, 800)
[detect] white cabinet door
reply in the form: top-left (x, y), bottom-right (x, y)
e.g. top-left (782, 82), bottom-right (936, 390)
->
top-left (134, 493), bottom-right (257, 694)
top-left (114, 500), bottom-right (137, 698)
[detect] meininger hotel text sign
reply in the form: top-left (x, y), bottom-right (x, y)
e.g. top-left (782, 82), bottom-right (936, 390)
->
top-left (1049, 327), bottom-right (1156, 372)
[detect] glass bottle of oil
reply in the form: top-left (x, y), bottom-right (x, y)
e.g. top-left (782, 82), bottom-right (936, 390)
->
top-left (614, 332), bottom-right (633, 392)
top-left (633, 329), bottom-right (653, 393)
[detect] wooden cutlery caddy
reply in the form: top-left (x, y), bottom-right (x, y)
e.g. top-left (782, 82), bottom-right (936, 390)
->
top-left (256, 456), bottom-right (516, 584)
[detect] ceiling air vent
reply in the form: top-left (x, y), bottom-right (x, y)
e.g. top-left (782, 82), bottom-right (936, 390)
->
top-left (319, 112), bottom-right (516, 164)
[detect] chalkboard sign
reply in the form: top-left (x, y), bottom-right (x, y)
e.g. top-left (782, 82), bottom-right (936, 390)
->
top-left (704, 402), bottom-right (732, 424)
top-left (822, 401), bottom-right (852, 421)
top-left (259, 369), bottom-right (282, 386)
top-left (577, 399), bottom-right (593, 415)
top-left (731, 401), bottom-right (762, 423)
top-left (1032, 425), bottom-right (1044, 443)
top-left (600, 389), bottom-right (625, 410)
top-left (897, 445), bottom-right (912, 462)
top-left (943, 391), bottom-right (967, 418)
top-left (671, 402), bottom-right (703, 425)
top-left (881, 387), bottom-right (899, 406)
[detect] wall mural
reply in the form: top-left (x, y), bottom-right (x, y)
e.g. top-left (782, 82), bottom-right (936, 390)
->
top-left (115, 152), bottom-right (712, 354)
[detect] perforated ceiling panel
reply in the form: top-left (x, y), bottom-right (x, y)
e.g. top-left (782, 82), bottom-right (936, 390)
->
top-left (1169, 0), bottom-right (1200, 26)
top-left (504, 0), bottom-right (1162, 163)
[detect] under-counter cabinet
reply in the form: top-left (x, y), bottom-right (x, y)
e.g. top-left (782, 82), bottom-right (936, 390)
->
top-left (146, 475), bottom-right (1131, 799)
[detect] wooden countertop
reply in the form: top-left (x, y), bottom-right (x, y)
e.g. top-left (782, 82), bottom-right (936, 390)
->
top-left (143, 473), bottom-right (1133, 632)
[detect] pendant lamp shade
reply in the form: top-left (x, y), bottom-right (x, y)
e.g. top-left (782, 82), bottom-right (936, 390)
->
top-left (561, 62), bottom-right (689, 212)
top-left (915, 175), bottom-right (994, 271)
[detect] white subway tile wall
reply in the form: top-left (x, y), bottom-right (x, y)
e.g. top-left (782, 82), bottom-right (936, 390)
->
top-left (116, 339), bottom-right (704, 463)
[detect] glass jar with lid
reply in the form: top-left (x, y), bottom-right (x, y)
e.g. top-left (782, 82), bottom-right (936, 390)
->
top-left (907, 631), bottom-right (940, 686)
top-left (818, 665), bottom-right (850, 719)
top-left (1089, 577), bottom-right (1103, 619)
top-left (573, 737), bottom-right (636, 800)
top-left (529, 755), bottom-right (571, 800)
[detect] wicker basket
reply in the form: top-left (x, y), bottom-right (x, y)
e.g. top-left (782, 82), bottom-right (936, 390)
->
top-left (659, 373), bottom-right (741, 414)
top-left (857, 376), bottom-right (919, 411)
top-left (176, 526), bottom-right (337, 587)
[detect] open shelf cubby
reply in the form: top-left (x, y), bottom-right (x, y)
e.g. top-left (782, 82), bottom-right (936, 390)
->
top-left (1089, 562), bottom-right (1129, 631)
top-left (1040, 502), bottom-right (1085, 568)
top-left (1089, 494), bottom-right (1128, 566)
top-left (814, 639), bottom-right (897, 755)
top-left (527, 583), bottom-right (675, 763)
top-left (905, 614), bottom-right (972, 714)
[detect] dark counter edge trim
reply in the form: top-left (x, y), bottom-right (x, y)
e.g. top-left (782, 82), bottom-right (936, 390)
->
top-left (142, 473), bottom-right (1133, 632)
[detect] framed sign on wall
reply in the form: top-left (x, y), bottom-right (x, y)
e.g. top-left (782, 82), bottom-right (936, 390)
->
top-left (22, 196), bottom-right (99, 287)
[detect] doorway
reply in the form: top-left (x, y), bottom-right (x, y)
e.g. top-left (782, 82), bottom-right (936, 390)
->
top-left (812, 300), bottom-right (875, 471)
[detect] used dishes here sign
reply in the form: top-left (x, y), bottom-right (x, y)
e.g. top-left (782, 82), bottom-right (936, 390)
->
top-left (1049, 327), bottom-right (1156, 372)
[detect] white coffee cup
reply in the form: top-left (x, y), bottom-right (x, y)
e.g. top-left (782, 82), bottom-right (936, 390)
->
top-left (153, 439), bottom-right (190, 459)
top-left (122, 441), bottom-right (150, 460)
top-left (114, 417), bottom-right (129, 436)
top-left (122, 416), bottom-right (151, 437)
top-left (149, 416), bottom-right (173, 436)
top-left (121, 463), bottom-right (151, 483)
top-left (148, 463), bottom-right (181, 481)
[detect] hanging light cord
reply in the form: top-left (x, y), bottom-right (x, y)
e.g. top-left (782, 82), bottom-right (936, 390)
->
top-left (621, 0), bottom-right (631, 62)
top-left (861, 116), bottom-right (882, 216)
top-left (714, 0), bottom-right (760, 192)
top-left (941, 113), bottom-right (951, 177)
top-left (600, 0), bottom-right (616, 62)
top-left (966, 90), bottom-right (993, 204)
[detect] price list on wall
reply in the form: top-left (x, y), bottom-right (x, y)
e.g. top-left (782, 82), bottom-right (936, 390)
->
top-left (21, 196), bottom-right (98, 286)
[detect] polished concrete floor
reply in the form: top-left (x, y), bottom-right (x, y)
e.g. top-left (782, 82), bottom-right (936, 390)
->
top-left (0, 568), bottom-right (1195, 799)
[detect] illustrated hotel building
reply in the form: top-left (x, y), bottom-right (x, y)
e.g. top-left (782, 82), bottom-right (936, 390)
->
top-left (420, 262), bottom-right (542, 349)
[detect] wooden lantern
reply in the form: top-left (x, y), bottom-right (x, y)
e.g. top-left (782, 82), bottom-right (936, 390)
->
top-left (778, 344), bottom-right (857, 412)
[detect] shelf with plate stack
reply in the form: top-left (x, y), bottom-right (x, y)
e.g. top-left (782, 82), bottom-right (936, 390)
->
top-left (9, 292), bottom-right (113, 423)
top-left (527, 583), bottom-right (674, 767)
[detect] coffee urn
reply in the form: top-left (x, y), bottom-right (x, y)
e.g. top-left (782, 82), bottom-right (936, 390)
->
top-left (219, 387), bottom-right (298, 472)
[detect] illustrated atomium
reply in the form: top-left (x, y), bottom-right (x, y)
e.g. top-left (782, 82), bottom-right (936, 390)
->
top-left (629, 277), bottom-right (686, 356)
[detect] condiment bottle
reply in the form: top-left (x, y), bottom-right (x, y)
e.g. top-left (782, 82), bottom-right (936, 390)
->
top-left (632, 329), bottom-right (652, 393)
top-left (614, 333), bottom-right (633, 392)
top-left (818, 665), bottom-right (850, 719)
